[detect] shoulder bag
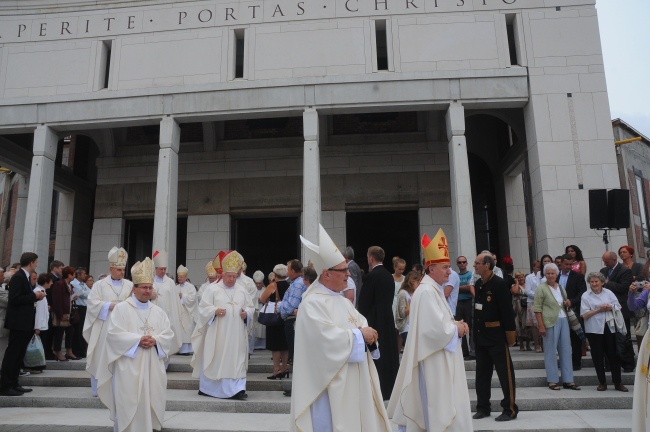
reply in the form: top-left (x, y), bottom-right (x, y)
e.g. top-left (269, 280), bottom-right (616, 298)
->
top-left (258, 285), bottom-right (284, 327)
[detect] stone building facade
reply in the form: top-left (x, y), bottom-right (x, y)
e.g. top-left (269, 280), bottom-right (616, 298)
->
top-left (0, 0), bottom-right (626, 279)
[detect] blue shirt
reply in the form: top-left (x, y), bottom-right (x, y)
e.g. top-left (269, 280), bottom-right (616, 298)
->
top-left (458, 271), bottom-right (473, 301)
top-left (71, 278), bottom-right (91, 307)
top-left (279, 276), bottom-right (308, 319)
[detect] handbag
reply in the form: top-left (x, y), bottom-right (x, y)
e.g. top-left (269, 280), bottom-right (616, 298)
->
top-left (258, 286), bottom-right (284, 327)
top-left (69, 301), bottom-right (80, 325)
top-left (520, 297), bottom-right (528, 308)
top-left (23, 334), bottom-right (46, 369)
top-left (561, 287), bottom-right (585, 341)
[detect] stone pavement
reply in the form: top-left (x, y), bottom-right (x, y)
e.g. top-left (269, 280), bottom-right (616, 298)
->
top-left (0, 349), bottom-right (635, 431)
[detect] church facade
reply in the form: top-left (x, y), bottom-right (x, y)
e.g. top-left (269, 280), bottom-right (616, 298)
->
top-left (0, 0), bottom-right (627, 278)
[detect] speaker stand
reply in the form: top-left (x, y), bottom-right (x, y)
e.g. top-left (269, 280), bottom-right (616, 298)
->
top-left (597, 228), bottom-right (610, 251)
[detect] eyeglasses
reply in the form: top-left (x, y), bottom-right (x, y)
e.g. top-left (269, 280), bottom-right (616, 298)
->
top-left (327, 267), bottom-right (349, 273)
top-left (457, 261), bottom-right (467, 264)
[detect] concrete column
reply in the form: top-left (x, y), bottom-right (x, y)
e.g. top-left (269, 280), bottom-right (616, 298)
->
top-left (10, 175), bottom-right (28, 263)
top-left (446, 103), bottom-right (477, 260)
top-left (22, 126), bottom-right (58, 263)
top-left (153, 117), bottom-right (180, 271)
top-left (302, 108), bottom-right (321, 247)
top-left (55, 191), bottom-right (75, 265)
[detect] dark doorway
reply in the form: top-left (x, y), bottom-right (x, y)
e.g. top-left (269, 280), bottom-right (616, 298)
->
top-left (346, 210), bottom-right (420, 275)
top-left (124, 218), bottom-right (187, 279)
top-left (232, 216), bottom-right (300, 279)
top-left (468, 154), bottom-right (500, 258)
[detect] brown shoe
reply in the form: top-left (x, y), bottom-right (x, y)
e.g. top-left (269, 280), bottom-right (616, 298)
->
top-left (614, 384), bottom-right (628, 392)
top-left (597, 384), bottom-right (607, 391)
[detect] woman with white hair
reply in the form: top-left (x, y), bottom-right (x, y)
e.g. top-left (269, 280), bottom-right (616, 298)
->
top-left (260, 264), bottom-right (290, 379)
top-left (534, 263), bottom-right (580, 391)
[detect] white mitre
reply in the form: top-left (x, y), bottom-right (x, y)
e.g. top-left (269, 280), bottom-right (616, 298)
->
top-left (131, 258), bottom-right (154, 285)
top-left (253, 270), bottom-right (264, 283)
top-left (299, 224), bottom-right (345, 274)
top-left (177, 265), bottom-right (189, 277)
top-left (153, 250), bottom-right (168, 268)
top-left (108, 246), bottom-right (128, 269)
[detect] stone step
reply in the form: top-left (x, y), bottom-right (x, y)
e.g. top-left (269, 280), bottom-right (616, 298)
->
top-left (20, 366), bottom-right (635, 390)
top-left (0, 407), bottom-right (633, 431)
top-left (0, 385), bottom-right (634, 413)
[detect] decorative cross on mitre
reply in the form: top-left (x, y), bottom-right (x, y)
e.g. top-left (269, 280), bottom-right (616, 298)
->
top-left (299, 224), bottom-right (346, 274)
top-left (422, 228), bottom-right (451, 268)
top-left (131, 257), bottom-right (154, 285)
top-left (108, 246), bottom-right (128, 269)
top-left (221, 250), bottom-right (244, 273)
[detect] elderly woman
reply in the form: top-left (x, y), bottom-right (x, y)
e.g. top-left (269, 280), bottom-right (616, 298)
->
top-left (260, 264), bottom-right (290, 379)
top-left (581, 272), bottom-right (627, 391)
top-left (534, 263), bottom-right (579, 390)
top-left (512, 271), bottom-right (532, 351)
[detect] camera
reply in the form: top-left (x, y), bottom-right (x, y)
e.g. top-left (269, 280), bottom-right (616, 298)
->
top-left (636, 281), bottom-right (646, 289)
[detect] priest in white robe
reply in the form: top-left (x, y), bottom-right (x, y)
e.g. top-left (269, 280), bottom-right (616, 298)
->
top-left (84, 247), bottom-right (133, 397)
top-left (250, 270), bottom-right (267, 352)
top-left (191, 250), bottom-right (254, 400)
top-left (176, 265), bottom-right (197, 355)
top-left (150, 250), bottom-right (183, 356)
top-left (98, 257), bottom-right (174, 432)
top-left (198, 260), bottom-right (219, 303)
top-left (291, 225), bottom-right (392, 432)
top-left (388, 229), bottom-right (472, 432)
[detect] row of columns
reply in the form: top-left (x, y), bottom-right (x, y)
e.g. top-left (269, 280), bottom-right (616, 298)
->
top-left (17, 104), bottom-right (477, 269)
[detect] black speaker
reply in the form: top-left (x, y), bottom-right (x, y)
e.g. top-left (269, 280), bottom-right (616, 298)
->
top-left (607, 189), bottom-right (630, 229)
top-left (589, 189), bottom-right (608, 229)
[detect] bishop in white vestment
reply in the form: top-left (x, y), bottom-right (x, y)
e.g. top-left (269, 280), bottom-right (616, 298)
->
top-left (388, 230), bottom-right (472, 432)
top-left (176, 265), bottom-right (198, 354)
top-left (291, 225), bottom-right (392, 432)
top-left (191, 250), bottom-right (254, 400)
top-left (198, 260), bottom-right (219, 304)
top-left (151, 250), bottom-right (183, 355)
top-left (84, 247), bottom-right (133, 397)
top-left (98, 258), bottom-right (174, 432)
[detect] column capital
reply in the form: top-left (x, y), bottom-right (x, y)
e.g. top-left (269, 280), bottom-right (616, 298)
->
top-left (159, 117), bottom-right (180, 153)
top-left (33, 125), bottom-right (59, 160)
top-left (303, 108), bottom-right (319, 142)
top-left (445, 102), bottom-right (465, 142)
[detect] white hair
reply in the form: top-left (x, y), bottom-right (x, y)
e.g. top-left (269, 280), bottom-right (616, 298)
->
top-left (543, 263), bottom-right (559, 275)
top-left (273, 264), bottom-right (288, 278)
top-left (253, 270), bottom-right (264, 283)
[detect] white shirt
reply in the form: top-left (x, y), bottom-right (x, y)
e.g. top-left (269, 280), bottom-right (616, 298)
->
top-left (580, 288), bottom-right (621, 334)
top-left (549, 284), bottom-right (566, 318)
top-left (444, 270), bottom-right (460, 315)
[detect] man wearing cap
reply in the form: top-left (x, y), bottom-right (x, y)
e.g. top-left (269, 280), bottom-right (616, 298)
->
top-left (388, 229), bottom-right (473, 431)
top-left (191, 250), bottom-right (254, 400)
top-left (84, 247), bottom-right (133, 397)
top-left (291, 225), bottom-right (392, 432)
top-left (98, 257), bottom-right (174, 432)
top-left (177, 265), bottom-right (198, 355)
top-left (198, 260), bottom-right (219, 303)
top-left (151, 250), bottom-right (183, 356)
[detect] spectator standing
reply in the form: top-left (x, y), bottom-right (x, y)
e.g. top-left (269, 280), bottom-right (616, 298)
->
top-left (394, 271), bottom-right (420, 346)
top-left (29, 273), bottom-right (52, 373)
top-left (600, 251), bottom-right (635, 372)
top-left (582, 272), bottom-right (627, 392)
top-left (559, 254), bottom-right (587, 370)
top-left (343, 247), bottom-right (363, 307)
top-left (279, 260), bottom-right (308, 368)
top-left (51, 266), bottom-right (79, 361)
top-left (565, 245), bottom-right (587, 275)
top-left (71, 267), bottom-right (90, 358)
top-left (392, 257), bottom-right (406, 352)
top-left (260, 264), bottom-right (290, 380)
top-left (511, 272), bottom-right (531, 351)
top-left (455, 256), bottom-right (475, 360)
top-left (0, 252), bottom-right (46, 396)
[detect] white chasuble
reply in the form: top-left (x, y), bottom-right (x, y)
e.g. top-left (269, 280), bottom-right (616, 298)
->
top-left (387, 275), bottom-right (472, 432)
top-left (83, 277), bottom-right (133, 388)
top-left (633, 328), bottom-right (650, 432)
top-left (178, 282), bottom-right (198, 351)
top-left (191, 281), bottom-right (254, 397)
top-left (98, 296), bottom-right (173, 432)
top-left (152, 276), bottom-right (183, 355)
top-left (290, 282), bottom-right (392, 432)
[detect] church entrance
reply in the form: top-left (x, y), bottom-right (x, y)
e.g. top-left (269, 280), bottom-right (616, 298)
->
top-left (232, 215), bottom-right (300, 282)
top-left (346, 210), bottom-right (420, 275)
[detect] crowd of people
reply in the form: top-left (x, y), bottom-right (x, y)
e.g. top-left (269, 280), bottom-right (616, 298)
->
top-left (1, 233), bottom-right (650, 431)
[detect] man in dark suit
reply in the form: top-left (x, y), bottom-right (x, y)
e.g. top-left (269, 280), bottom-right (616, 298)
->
top-left (0, 252), bottom-right (46, 396)
top-left (357, 246), bottom-right (399, 400)
top-left (600, 251), bottom-right (635, 372)
top-left (559, 254), bottom-right (587, 370)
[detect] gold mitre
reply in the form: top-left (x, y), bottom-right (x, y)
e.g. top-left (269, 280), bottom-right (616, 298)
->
top-left (422, 228), bottom-right (450, 267)
top-left (221, 250), bottom-right (244, 273)
top-left (177, 265), bottom-right (189, 276)
top-left (299, 224), bottom-right (345, 274)
top-left (205, 260), bottom-right (218, 277)
top-left (131, 258), bottom-right (154, 285)
top-left (152, 250), bottom-right (168, 268)
top-left (108, 246), bottom-right (128, 269)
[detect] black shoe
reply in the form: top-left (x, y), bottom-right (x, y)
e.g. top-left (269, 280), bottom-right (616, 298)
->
top-left (623, 368), bottom-right (635, 373)
top-left (283, 390), bottom-right (292, 397)
top-left (473, 412), bottom-right (490, 419)
top-left (230, 390), bottom-right (248, 400)
top-left (14, 386), bottom-right (32, 393)
top-left (464, 355), bottom-right (476, 361)
top-left (573, 365), bottom-right (582, 371)
top-left (0, 388), bottom-right (24, 396)
top-left (495, 412), bottom-right (517, 422)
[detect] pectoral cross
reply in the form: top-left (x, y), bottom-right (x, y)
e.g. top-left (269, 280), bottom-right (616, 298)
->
top-left (226, 299), bottom-right (238, 312)
top-left (140, 319), bottom-right (154, 335)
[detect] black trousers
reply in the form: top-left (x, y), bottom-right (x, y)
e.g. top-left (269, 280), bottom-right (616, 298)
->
top-left (53, 326), bottom-right (74, 353)
top-left (72, 306), bottom-right (88, 356)
top-left (475, 343), bottom-right (518, 417)
top-left (587, 327), bottom-right (622, 385)
top-left (42, 315), bottom-right (55, 359)
top-left (455, 299), bottom-right (474, 357)
top-left (569, 317), bottom-right (584, 369)
top-left (284, 317), bottom-right (296, 360)
top-left (0, 329), bottom-right (33, 390)
top-left (619, 317), bottom-right (636, 370)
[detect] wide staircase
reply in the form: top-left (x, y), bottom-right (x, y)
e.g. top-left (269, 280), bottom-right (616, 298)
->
top-left (0, 349), bottom-right (635, 431)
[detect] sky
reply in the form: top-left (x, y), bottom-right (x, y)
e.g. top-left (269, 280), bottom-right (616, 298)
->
top-left (596, 0), bottom-right (650, 138)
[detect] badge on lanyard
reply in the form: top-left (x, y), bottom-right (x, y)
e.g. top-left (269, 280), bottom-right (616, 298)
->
top-left (475, 303), bottom-right (483, 310)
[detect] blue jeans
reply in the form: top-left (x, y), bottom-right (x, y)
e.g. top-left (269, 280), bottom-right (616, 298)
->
top-left (543, 317), bottom-right (573, 384)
